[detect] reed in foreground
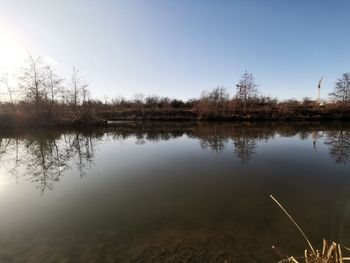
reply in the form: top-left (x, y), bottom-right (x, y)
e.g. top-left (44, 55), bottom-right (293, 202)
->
top-left (270, 195), bottom-right (350, 263)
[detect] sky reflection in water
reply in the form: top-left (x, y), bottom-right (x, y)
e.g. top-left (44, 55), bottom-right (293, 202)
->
top-left (0, 122), bottom-right (350, 262)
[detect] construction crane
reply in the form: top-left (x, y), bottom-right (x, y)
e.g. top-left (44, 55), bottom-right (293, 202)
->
top-left (317, 77), bottom-right (323, 104)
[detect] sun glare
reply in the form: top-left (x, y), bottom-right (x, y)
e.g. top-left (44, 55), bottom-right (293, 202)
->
top-left (0, 26), bottom-right (26, 71)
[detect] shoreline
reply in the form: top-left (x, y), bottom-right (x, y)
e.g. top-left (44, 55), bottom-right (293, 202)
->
top-left (1, 113), bottom-right (350, 131)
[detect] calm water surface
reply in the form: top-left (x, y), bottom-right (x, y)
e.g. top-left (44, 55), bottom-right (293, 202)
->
top-left (0, 122), bottom-right (350, 262)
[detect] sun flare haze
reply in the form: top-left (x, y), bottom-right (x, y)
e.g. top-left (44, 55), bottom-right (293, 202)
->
top-left (0, 25), bottom-right (26, 70)
top-left (1, 2), bottom-right (350, 262)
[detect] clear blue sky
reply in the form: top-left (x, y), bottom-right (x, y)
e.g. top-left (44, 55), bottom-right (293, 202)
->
top-left (1, 0), bottom-right (350, 101)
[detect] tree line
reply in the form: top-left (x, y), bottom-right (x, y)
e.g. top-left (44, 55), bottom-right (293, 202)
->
top-left (1, 54), bottom-right (350, 126)
top-left (1, 54), bottom-right (91, 115)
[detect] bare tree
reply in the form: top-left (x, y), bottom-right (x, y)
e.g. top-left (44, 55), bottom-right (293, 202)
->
top-left (0, 72), bottom-right (15, 106)
top-left (236, 71), bottom-right (259, 113)
top-left (196, 90), bottom-right (211, 116)
top-left (329, 73), bottom-right (350, 106)
top-left (133, 93), bottom-right (145, 110)
top-left (196, 87), bottom-right (229, 117)
top-left (81, 85), bottom-right (90, 105)
top-left (145, 95), bottom-right (160, 108)
top-left (159, 97), bottom-right (171, 109)
top-left (18, 54), bottom-right (46, 111)
top-left (43, 65), bottom-right (65, 108)
top-left (209, 86), bottom-right (229, 116)
top-left (111, 96), bottom-right (128, 109)
top-left (68, 67), bottom-right (88, 117)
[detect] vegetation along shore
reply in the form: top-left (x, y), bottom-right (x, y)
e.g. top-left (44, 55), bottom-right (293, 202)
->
top-left (1, 55), bottom-right (350, 128)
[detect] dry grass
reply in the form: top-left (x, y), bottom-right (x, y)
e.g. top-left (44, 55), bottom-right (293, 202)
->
top-left (270, 195), bottom-right (350, 263)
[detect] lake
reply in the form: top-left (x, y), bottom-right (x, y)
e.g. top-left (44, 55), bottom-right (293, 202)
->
top-left (0, 122), bottom-right (350, 262)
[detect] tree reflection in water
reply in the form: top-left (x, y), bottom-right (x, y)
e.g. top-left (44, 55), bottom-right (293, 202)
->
top-left (1, 122), bottom-right (350, 193)
top-left (233, 135), bottom-right (257, 166)
top-left (195, 123), bottom-right (273, 165)
top-left (325, 130), bottom-right (350, 164)
top-left (0, 131), bottom-right (99, 193)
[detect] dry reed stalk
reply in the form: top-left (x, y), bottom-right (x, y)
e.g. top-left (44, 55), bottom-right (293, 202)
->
top-left (270, 195), bottom-right (350, 263)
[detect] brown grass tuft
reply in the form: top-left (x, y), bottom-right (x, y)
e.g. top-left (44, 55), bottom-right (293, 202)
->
top-left (270, 195), bottom-right (350, 263)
